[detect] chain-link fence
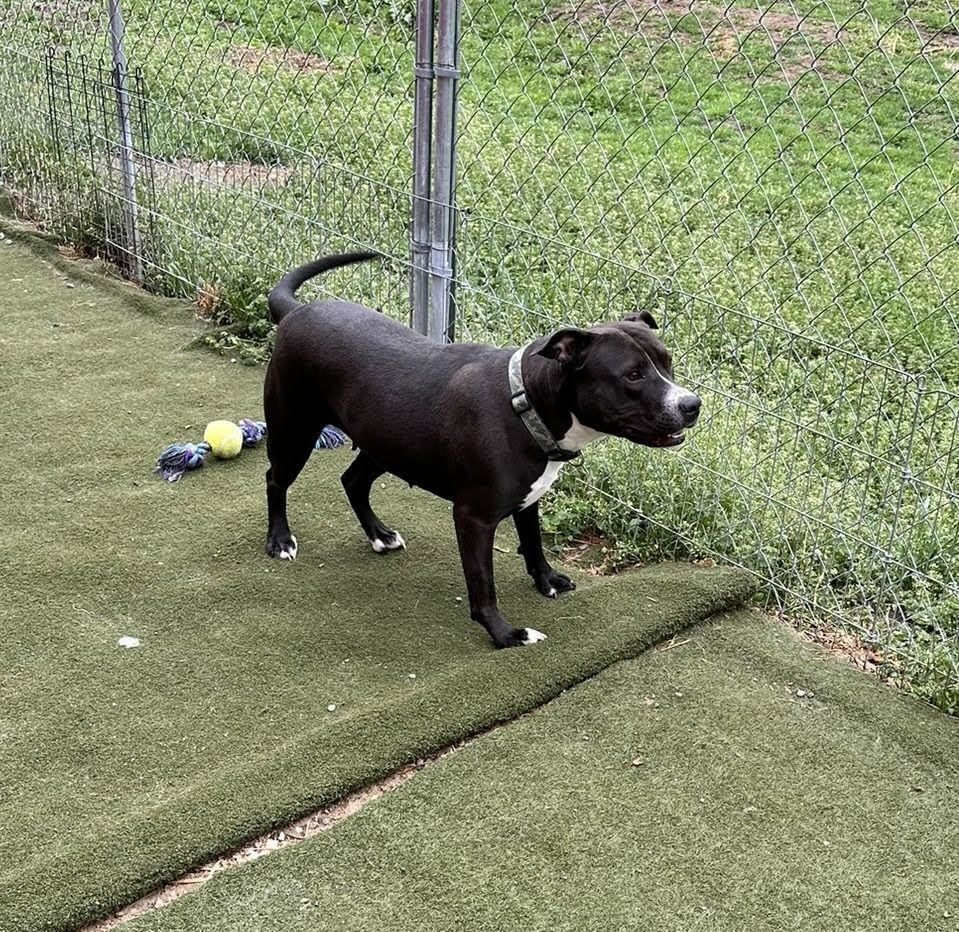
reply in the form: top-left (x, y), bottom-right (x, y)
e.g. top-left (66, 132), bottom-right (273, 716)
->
top-left (448, 0), bottom-right (959, 712)
top-left (0, 0), bottom-right (416, 316)
top-left (1, 0), bottom-right (957, 709)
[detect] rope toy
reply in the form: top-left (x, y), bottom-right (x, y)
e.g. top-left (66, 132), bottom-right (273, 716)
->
top-left (154, 418), bottom-right (347, 482)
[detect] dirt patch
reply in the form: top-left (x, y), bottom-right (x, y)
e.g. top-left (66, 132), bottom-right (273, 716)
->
top-left (0, 0), bottom-right (98, 32)
top-left (560, 531), bottom-right (620, 575)
top-left (918, 18), bottom-right (959, 50)
top-left (552, 0), bottom-right (838, 41)
top-left (798, 619), bottom-right (888, 676)
top-left (28, 0), bottom-right (98, 25)
top-left (147, 157), bottom-right (297, 190)
top-left (549, 0), bottom-right (841, 76)
top-left (549, 0), bottom-right (693, 25)
top-left (229, 44), bottom-right (335, 75)
top-left (551, 1), bottom-right (959, 78)
top-left (923, 31), bottom-right (959, 72)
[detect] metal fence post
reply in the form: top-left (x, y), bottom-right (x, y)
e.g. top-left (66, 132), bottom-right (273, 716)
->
top-left (428, 0), bottom-right (461, 343)
top-left (410, 0), bottom-right (434, 335)
top-left (106, 0), bottom-right (143, 283)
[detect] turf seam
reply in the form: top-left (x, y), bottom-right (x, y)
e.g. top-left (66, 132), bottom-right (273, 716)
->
top-left (82, 695), bottom-right (556, 930)
top-left (83, 621), bottom-right (748, 930)
top-left (113, 611), bottom-right (959, 932)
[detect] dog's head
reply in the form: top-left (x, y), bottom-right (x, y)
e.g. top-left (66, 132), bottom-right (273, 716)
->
top-left (537, 311), bottom-right (701, 449)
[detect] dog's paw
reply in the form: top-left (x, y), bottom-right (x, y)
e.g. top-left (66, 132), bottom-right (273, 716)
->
top-left (533, 568), bottom-right (576, 598)
top-left (520, 627), bottom-right (547, 645)
top-left (496, 626), bottom-right (547, 648)
top-left (266, 534), bottom-right (298, 561)
top-left (370, 529), bottom-right (406, 553)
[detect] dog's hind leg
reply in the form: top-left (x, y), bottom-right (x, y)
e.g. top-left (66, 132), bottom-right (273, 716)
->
top-left (513, 502), bottom-right (576, 598)
top-left (341, 451), bottom-right (406, 553)
top-left (265, 429), bottom-right (316, 560)
top-left (264, 384), bottom-right (323, 560)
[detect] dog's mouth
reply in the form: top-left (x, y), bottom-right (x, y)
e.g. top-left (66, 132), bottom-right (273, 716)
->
top-left (650, 431), bottom-right (685, 448)
top-left (611, 417), bottom-right (692, 449)
top-left (641, 430), bottom-right (686, 448)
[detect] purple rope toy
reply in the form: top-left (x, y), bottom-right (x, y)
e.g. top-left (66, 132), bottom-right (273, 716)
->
top-left (155, 419), bottom-right (348, 482)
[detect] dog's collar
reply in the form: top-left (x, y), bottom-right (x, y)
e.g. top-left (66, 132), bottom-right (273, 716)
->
top-left (508, 345), bottom-right (580, 463)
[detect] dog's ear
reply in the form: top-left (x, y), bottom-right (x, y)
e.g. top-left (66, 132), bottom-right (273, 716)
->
top-left (536, 328), bottom-right (593, 366)
top-left (623, 310), bottom-right (658, 329)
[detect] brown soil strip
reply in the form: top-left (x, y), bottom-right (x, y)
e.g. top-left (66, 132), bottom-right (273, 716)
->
top-left (146, 157), bottom-right (297, 189)
top-left (229, 44), bottom-right (335, 75)
top-left (549, 1), bottom-right (839, 43)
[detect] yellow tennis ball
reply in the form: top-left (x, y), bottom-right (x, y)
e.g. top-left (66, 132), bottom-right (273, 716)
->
top-left (203, 420), bottom-right (243, 459)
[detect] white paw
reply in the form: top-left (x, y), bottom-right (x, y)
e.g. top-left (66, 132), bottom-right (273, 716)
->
top-left (279, 536), bottom-right (298, 561)
top-left (547, 587), bottom-right (557, 598)
top-left (521, 628), bottom-right (547, 645)
top-left (370, 531), bottom-right (405, 553)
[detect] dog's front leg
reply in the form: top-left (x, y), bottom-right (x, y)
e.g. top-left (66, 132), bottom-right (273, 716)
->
top-left (513, 502), bottom-right (576, 599)
top-left (453, 502), bottom-right (547, 648)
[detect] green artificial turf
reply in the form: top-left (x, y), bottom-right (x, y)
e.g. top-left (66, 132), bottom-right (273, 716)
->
top-left (0, 233), bottom-right (752, 931)
top-left (130, 610), bottom-right (959, 932)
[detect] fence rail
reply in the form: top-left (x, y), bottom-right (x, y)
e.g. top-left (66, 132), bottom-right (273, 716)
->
top-left (1, 0), bottom-right (957, 709)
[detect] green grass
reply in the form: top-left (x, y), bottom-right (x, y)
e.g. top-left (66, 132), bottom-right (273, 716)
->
top-left (0, 0), bottom-right (957, 707)
top-left (128, 609), bottom-right (959, 932)
top-left (0, 233), bottom-right (752, 930)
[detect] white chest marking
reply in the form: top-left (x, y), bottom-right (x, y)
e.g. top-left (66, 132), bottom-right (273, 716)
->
top-left (560, 414), bottom-right (605, 451)
top-left (519, 414), bottom-right (606, 511)
top-left (520, 461), bottom-right (565, 510)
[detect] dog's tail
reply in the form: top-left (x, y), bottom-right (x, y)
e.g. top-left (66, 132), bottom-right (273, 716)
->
top-left (268, 251), bottom-right (381, 324)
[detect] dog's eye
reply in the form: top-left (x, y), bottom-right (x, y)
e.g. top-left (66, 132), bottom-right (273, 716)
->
top-left (626, 370), bottom-right (642, 381)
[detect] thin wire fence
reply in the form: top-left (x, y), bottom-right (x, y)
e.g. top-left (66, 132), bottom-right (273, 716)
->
top-left (0, 0), bottom-right (957, 709)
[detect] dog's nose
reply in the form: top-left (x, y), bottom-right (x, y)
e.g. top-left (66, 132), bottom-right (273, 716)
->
top-left (679, 393), bottom-right (701, 421)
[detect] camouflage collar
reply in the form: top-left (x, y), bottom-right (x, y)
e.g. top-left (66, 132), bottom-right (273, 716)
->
top-left (508, 344), bottom-right (580, 463)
